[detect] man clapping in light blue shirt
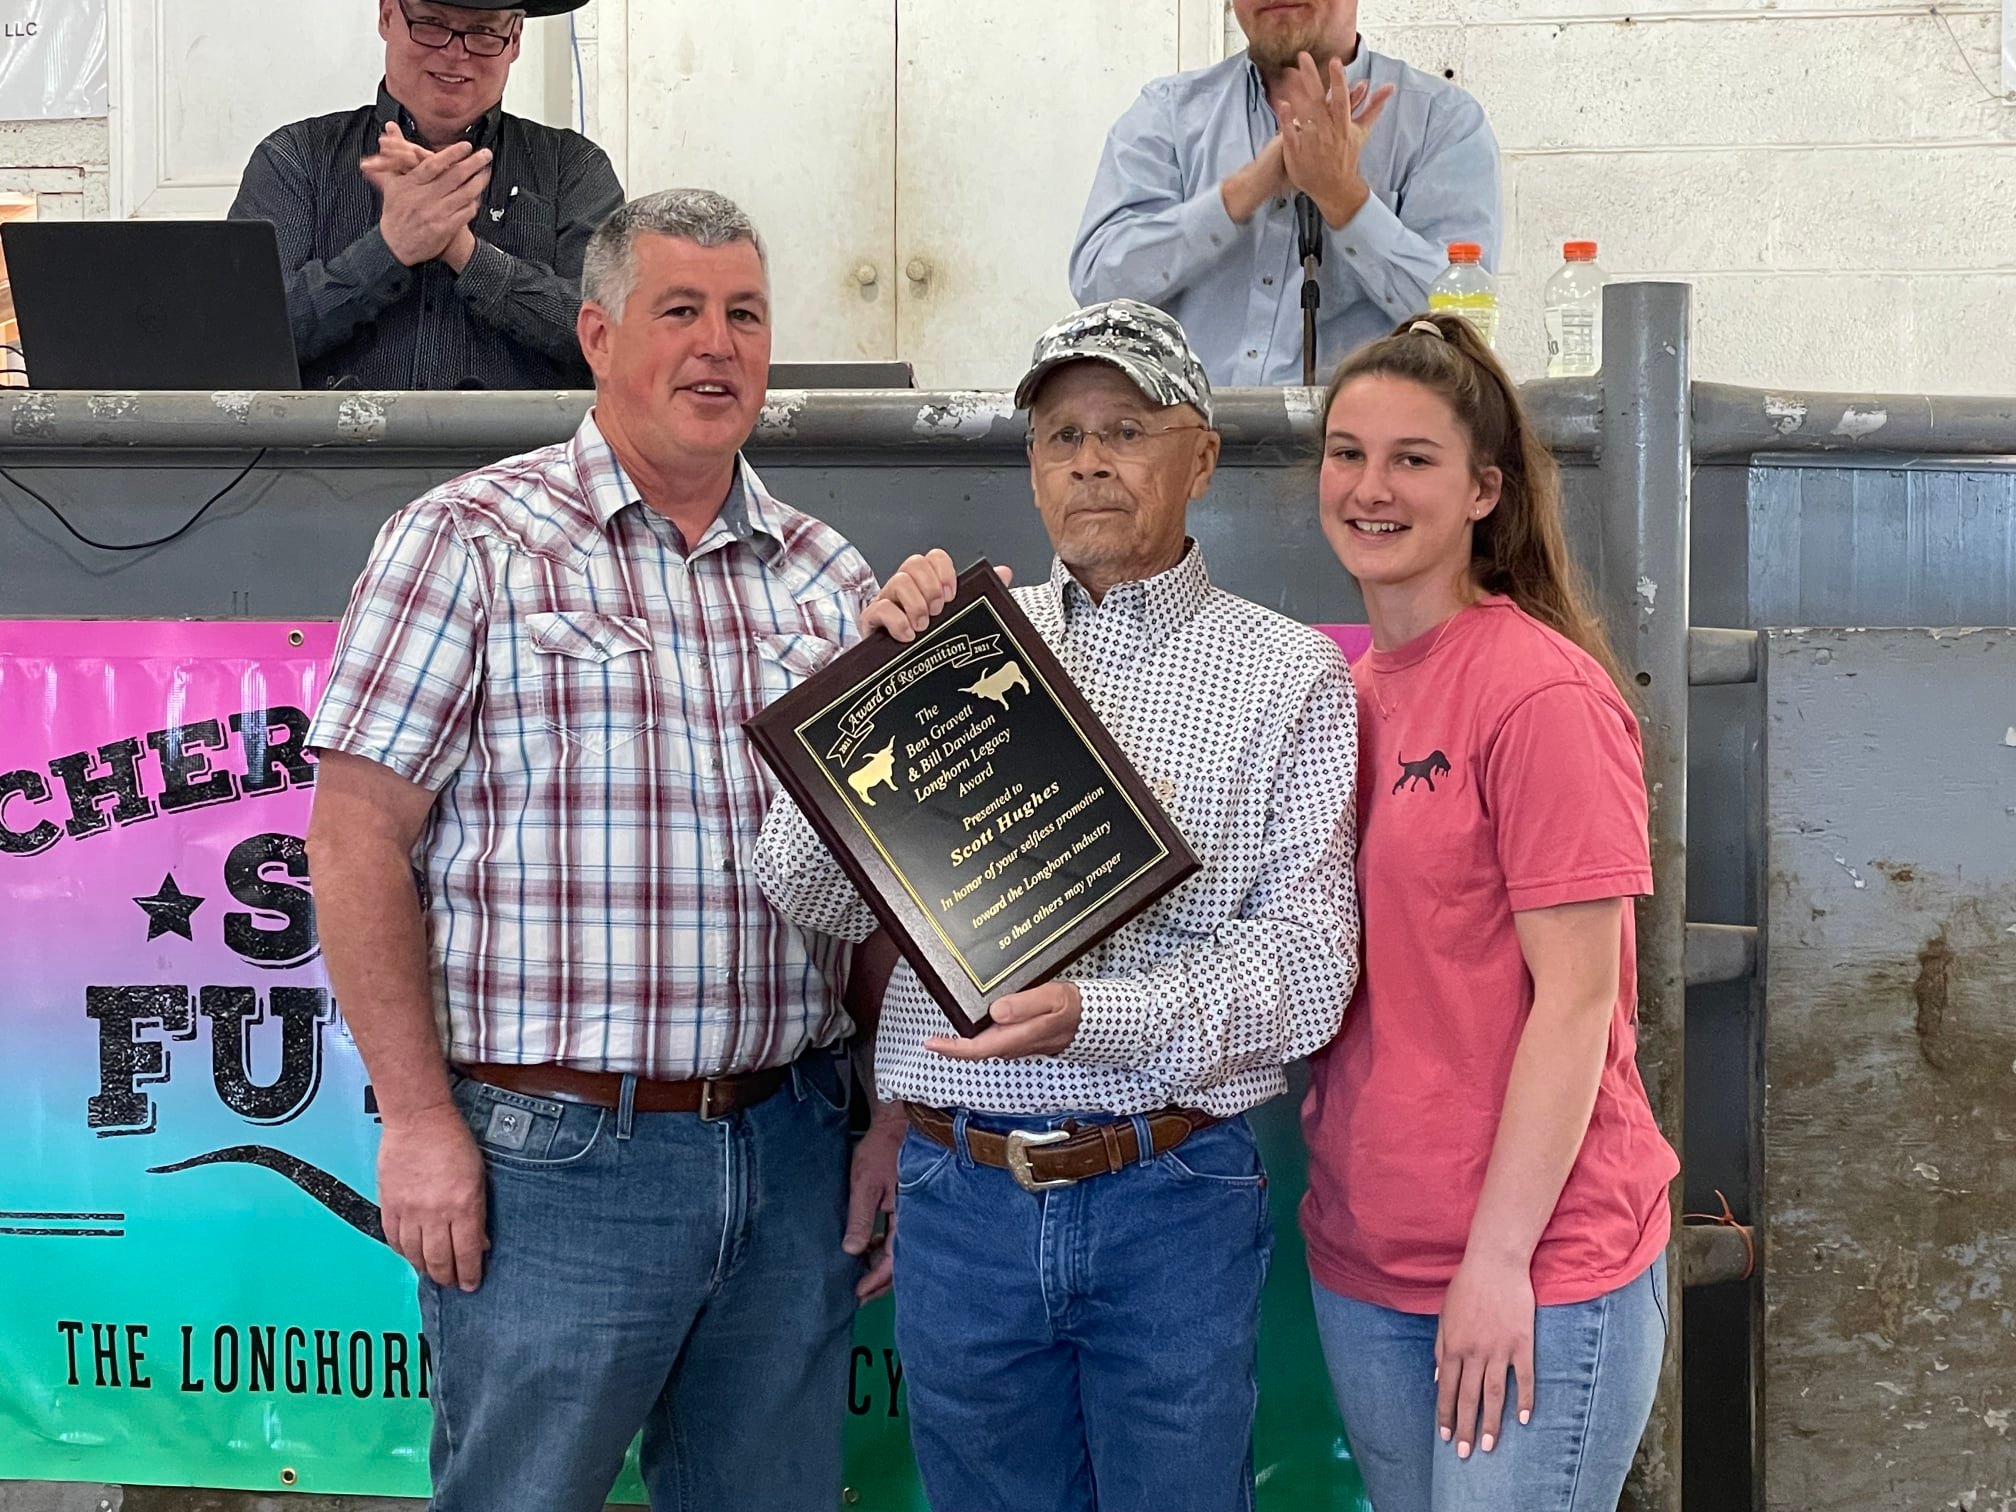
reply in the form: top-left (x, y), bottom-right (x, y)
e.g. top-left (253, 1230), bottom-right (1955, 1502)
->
top-left (1071, 0), bottom-right (1500, 387)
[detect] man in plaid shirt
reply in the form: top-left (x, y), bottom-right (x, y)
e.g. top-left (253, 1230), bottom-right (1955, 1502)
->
top-left (305, 189), bottom-right (879, 1512)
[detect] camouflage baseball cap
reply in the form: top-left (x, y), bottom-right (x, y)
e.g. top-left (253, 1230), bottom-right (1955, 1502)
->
top-left (1012, 299), bottom-right (1214, 426)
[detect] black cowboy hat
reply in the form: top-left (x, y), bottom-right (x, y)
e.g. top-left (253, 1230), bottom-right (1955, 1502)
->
top-left (440, 0), bottom-right (593, 18)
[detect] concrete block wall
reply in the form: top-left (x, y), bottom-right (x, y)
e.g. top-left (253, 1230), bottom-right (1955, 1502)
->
top-left (1228, 0), bottom-right (2016, 392)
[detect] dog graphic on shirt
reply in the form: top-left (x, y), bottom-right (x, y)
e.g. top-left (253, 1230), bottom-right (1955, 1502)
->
top-left (1393, 750), bottom-right (1452, 794)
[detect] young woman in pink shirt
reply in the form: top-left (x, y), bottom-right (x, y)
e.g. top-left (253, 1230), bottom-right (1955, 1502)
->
top-left (1299, 311), bottom-right (1680, 1512)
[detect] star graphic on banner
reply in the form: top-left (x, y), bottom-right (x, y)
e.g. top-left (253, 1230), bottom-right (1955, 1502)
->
top-left (133, 874), bottom-right (205, 942)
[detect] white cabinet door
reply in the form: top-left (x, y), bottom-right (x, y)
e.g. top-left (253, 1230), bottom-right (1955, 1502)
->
top-left (617, 0), bottom-right (897, 365)
top-left (893, 0), bottom-right (1183, 388)
top-left (113, 0), bottom-right (375, 216)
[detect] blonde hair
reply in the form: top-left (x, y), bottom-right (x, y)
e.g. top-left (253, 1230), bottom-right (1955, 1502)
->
top-left (1322, 312), bottom-right (1627, 691)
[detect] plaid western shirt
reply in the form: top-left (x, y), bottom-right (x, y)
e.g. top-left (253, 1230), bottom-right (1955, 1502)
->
top-left (307, 414), bottom-right (878, 1077)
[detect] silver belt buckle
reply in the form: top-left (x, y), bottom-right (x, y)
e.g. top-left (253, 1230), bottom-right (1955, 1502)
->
top-left (698, 1078), bottom-right (728, 1122)
top-left (1004, 1127), bottom-right (1075, 1193)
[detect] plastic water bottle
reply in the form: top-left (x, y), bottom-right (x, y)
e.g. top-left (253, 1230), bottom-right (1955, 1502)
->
top-left (1544, 240), bottom-right (1606, 378)
top-left (1426, 242), bottom-right (1498, 349)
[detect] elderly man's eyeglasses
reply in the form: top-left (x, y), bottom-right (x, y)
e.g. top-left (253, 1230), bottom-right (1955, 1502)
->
top-left (399, 3), bottom-right (519, 57)
top-left (1029, 420), bottom-right (1208, 464)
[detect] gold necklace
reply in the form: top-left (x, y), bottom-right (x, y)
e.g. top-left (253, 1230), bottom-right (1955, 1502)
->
top-left (1367, 612), bottom-right (1459, 721)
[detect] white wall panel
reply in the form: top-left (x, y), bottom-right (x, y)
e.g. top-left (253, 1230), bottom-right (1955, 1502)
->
top-left (895, 0), bottom-right (1182, 386)
top-left (618, 0), bottom-right (897, 364)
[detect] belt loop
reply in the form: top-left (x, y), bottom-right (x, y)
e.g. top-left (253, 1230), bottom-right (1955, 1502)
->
top-left (1097, 1122), bottom-right (1124, 1174)
top-left (788, 1060), bottom-right (807, 1103)
top-left (1130, 1113), bottom-right (1155, 1167)
top-left (616, 1073), bottom-right (638, 1140)
top-left (951, 1109), bottom-right (975, 1169)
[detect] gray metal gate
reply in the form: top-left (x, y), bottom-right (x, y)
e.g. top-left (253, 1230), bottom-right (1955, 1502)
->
top-left (1759, 628), bottom-right (2016, 1512)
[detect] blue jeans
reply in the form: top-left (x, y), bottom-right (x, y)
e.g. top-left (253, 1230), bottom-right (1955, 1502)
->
top-left (892, 1110), bottom-right (1274, 1512)
top-left (1312, 1255), bottom-right (1668, 1512)
top-left (420, 1055), bottom-right (856, 1512)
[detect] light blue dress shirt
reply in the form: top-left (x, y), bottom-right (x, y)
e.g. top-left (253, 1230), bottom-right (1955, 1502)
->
top-left (1070, 45), bottom-right (1500, 387)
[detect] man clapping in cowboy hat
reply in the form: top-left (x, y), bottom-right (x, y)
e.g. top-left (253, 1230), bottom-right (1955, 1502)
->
top-left (230, 0), bottom-right (622, 390)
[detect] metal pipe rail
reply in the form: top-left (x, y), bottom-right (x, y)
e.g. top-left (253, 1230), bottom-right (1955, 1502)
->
top-left (1691, 382), bottom-right (2016, 461)
top-left (1593, 283), bottom-right (1691, 1512)
top-left (0, 384), bottom-right (1598, 457)
top-left (5, 373), bottom-right (2013, 463)
top-left (1684, 924), bottom-right (1757, 988)
top-left (1688, 628), bottom-right (1760, 687)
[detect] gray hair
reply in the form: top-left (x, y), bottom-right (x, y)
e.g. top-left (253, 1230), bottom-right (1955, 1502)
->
top-left (580, 189), bottom-right (767, 314)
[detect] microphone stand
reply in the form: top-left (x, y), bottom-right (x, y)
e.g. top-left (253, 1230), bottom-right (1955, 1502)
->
top-left (1295, 191), bottom-right (1324, 386)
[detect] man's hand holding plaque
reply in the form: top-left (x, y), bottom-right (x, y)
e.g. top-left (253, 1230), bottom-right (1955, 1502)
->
top-left (863, 547), bottom-right (1012, 642)
top-left (923, 978), bottom-right (1082, 1061)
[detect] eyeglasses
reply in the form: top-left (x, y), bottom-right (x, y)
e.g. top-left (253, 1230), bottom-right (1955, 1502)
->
top-left (1028, 420), bottom-right (1209, 465)
top-left (399, 3), bottom-right (519, 57)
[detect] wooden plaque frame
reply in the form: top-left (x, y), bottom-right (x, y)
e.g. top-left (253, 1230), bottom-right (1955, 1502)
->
top-left (745, 562), bottom-right (1200, 1035)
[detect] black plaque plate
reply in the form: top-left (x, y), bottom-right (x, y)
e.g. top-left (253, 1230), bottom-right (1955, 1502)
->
top-left (745, 562), bottom-right (1200, 1035)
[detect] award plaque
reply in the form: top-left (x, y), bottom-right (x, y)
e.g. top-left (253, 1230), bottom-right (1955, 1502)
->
top-left (745, 561), bottom-right (1200, 1035)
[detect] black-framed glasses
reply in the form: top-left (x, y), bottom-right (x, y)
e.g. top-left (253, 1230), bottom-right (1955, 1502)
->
top-left (1028, 419), bottom-right (1209, 465)
top-left (399, 3), bottom-right (519, 57)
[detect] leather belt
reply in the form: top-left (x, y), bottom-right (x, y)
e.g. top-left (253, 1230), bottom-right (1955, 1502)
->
top-left (906, 1102), bottom-right (1219, 1193)
top-left (456, 1062), bottom-right (788, 1120)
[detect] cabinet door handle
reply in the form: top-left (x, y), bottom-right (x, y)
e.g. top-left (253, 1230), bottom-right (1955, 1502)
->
top-left (905, 256), bottom-right (934, 283)
top-left (853, 263), bottom-right (879, 287)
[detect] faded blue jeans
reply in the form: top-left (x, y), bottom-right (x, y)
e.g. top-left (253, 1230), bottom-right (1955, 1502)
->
top-left (892, 1110), bottom-right (1274, 1512)
top-left (419, 1054), bottom-right (856, 1512)
top-left (1312, 1255), bottom-right (1668, 1512)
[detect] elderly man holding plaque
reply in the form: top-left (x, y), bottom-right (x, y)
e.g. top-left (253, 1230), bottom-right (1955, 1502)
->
top-left (755, 298), bottom-right (1360, 1512)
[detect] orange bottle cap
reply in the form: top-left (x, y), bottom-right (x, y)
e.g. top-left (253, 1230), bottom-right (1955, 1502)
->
top-left (1564, 240), bottom-right (1598, 260)
top-left (1446, 242), bottom-right (1483, 262)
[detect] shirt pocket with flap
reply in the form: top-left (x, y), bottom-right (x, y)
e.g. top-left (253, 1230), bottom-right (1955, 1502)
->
top-left (490, 186), bottom-right (557, 268)
top-left (751, 631), bottom-right (839, 710)
top-left (525, 609), bottom-right (658, 756)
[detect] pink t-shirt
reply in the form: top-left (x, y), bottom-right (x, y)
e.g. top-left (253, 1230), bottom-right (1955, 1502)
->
top-left (1300, 597), bottom-right (1678, 1313)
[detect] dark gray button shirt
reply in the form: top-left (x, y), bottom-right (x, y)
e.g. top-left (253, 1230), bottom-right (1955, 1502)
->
top-left (228, 85), bottom-right (624, 390)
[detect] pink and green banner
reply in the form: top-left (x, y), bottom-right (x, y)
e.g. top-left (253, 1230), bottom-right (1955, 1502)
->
top-left (0, 620), bottom-right (1368, 1506)
top-left (0, 621), bottom-right (436, 1493)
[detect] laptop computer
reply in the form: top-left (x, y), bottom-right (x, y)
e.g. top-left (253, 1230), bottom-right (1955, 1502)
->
top-left (3, 220), bottom-right (300, 389)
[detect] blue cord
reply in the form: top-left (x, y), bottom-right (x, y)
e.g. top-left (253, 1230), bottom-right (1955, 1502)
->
top-left (568, 14), bottom-right (587, 133)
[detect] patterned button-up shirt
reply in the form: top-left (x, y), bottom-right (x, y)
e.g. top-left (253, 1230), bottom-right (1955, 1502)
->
top-left (229, 85), bottom-right (623, 390)
top-left (308, 414), bottom-right (878, 1077)
top-left (756, 547), bottom-right (1360, 1117)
